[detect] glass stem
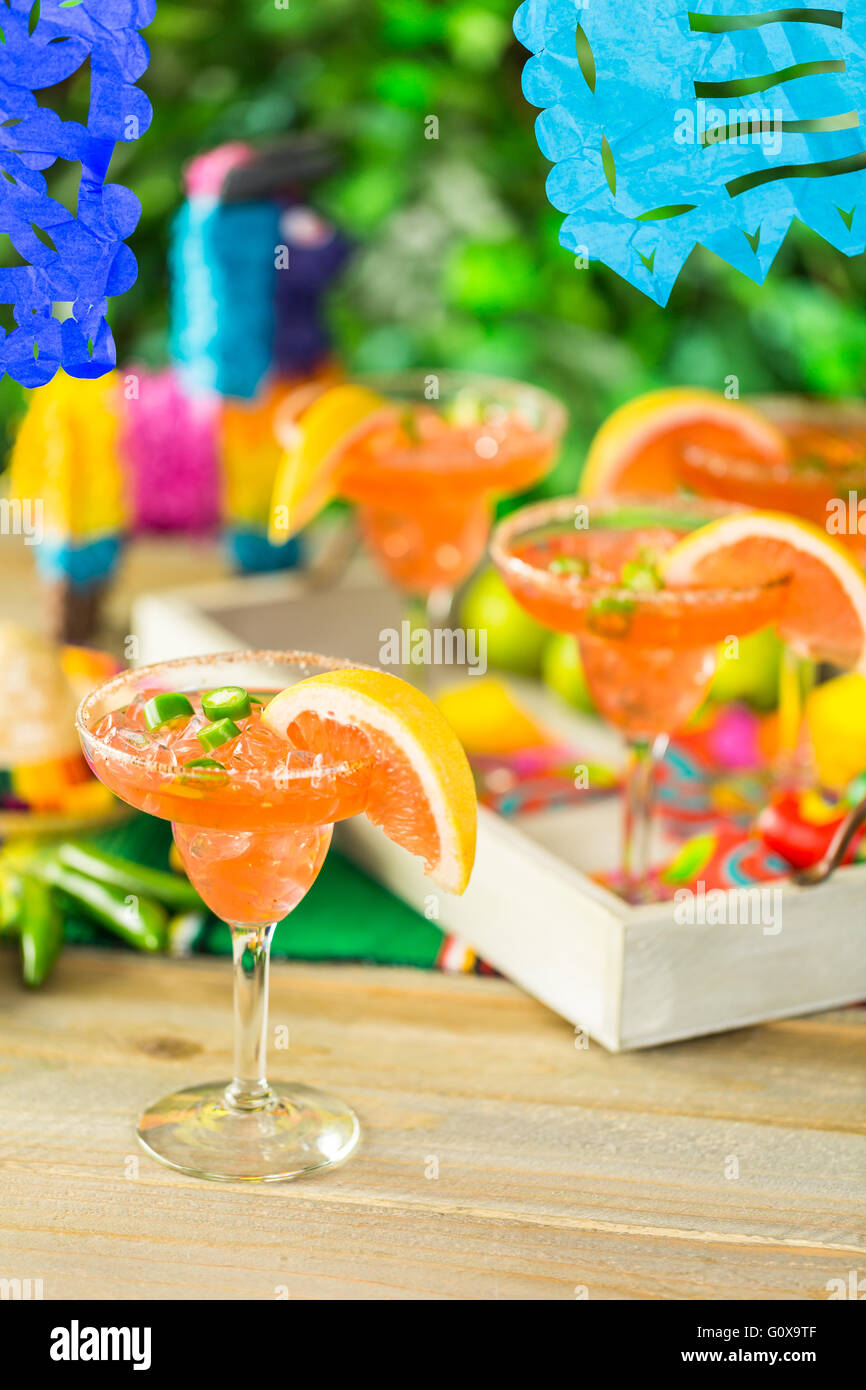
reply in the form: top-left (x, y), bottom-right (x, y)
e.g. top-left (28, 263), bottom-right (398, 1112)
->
top-left (405, 588), bottom-right (455, 692)
top-left (225, 921), bottom-right (277, 1111)
top-left (777, 647), bottom-right (816, 788)
top-left (426, 585), bottom-right (455, 632)
top-left (622, 734), bottom-right (668, 899)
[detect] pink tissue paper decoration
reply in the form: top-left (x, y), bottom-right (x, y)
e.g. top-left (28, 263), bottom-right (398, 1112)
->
top-left (120, 368), bottom-right (222, 533)
top-left (184, 143), bottom-right (256, 198)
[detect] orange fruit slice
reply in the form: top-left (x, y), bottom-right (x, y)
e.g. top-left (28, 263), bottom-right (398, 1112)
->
top-left (582, 388), bottom-right (788, 496)
top-left (262, 669), bottom-right (477, 894)
top-left (268, 384), bottom-right (393, 542)
top-left (661, 512), bottom-right (866, 671)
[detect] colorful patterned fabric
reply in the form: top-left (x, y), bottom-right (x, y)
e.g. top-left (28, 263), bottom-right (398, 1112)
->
top-left (120, 368), bottom-right (221, 533)
top-left (10, 371), bottom-right (126, 541)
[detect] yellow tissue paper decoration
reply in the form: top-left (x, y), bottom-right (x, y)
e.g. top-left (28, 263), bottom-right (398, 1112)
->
top-left (9, 372), bottom-right (126, 539)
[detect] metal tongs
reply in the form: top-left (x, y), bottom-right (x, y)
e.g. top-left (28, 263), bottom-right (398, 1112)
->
top-left (792, 794), bottom-right (866, 887)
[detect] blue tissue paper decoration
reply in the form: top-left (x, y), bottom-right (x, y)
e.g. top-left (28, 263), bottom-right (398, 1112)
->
top-left (515, 1), bottom-right (866, 304)
top-left (169, 199), bottom-right (281, 400)
top-left (0, 0), bottom-right (153, 385)
top-left (170, 196), bottom-right (352, 401)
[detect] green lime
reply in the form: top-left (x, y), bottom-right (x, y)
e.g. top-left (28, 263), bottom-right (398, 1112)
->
top-left (459, 567), bottom-right (548, 675)
top-left (710, 626), bottom-right (784, 712)
top-left (541, 633), bottom-right (596, 715)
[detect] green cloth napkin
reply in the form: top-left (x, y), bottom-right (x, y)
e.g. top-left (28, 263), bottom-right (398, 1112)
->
top-left (63, 812), bottom-right (444, 969)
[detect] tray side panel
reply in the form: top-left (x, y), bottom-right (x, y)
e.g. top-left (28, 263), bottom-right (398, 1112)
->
top-left (620, 869), bottom-right (866, 1048)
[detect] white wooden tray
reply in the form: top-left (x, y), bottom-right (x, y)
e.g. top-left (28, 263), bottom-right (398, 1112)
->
top-left (131, 563), bottom-right (866, 1050)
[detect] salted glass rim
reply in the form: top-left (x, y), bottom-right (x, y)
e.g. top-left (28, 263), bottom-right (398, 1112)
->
top-left (754, 393), bottom-right (866, 429)
top-left (75, 648), bottom-right (377, 787)
top-left (683, 441), bottom-right (866, 484)
top-left (489, 494), bottom-right (793, 610)
top-left (335, 370), bottom-right (568, 490)
top-left (352, 368), bottom-right (568, 434)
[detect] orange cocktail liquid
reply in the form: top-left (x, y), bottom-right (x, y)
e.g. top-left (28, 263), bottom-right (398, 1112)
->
top-left (680, 414), bottom-right (866, 560)
top-left (338, 405), bottom-right (557, 596)
top-left (89, 696), bottom-right (370, 924)
top-left (506, 528), bottom-right (784, 739)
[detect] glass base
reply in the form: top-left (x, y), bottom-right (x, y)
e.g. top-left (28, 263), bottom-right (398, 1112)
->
top-left (136, 1081), bottom-right (361, 1182)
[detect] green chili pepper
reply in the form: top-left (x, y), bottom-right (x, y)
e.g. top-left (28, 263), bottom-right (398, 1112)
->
top-left (197, 717), bottom-right (240, 752)
top-left (53, 841), bottom-right (201, 910)
top-left (18, 875), bottom-right (64, 987)
top-left (180, 757), bottom-right (229, 788)
top-left (143, 691), bottom-right (194, 730)
top-left (0, 865), bottom-right (23, 935)
top-left (791, 453), bottom-right (832, 476)
top-left (24, 859), bottom-right (167, 953)
top-left (400, 408), bottom-right (421, 443)
top-left (621, 560), bottom-right (663, 592)
top-left (549, 556), bottom-right (589, 577)
top-left (202, 686), bottom-right (251, 721)
top-left (586, 594), bottom-right (636, 638)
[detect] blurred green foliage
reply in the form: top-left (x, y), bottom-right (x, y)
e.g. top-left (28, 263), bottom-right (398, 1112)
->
top-left (3, 0), bottom-right (866, 483)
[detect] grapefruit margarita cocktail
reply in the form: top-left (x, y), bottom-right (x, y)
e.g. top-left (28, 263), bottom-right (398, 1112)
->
top-left (270, 373), bottom-right (566, 649)
top-left (491, 498), bottom-right (790, 899)
top-left (340, 373), bottom-right (565, 599)
top-left (581, 389), bottom-right (866, 787)
top-left (678, 399), bottom-right (866, 781)
top-left (77, 650), bottom-right (477, 1182)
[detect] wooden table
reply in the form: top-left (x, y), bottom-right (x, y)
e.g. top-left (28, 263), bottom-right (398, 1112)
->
top-left (0, 950), bottom-right (863, 1300)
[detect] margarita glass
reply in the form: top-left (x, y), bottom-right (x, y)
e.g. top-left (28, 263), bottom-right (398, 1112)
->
top-left (491, 497), bottom-right (789, 899)
top-left (680, 398), bottom-right (866, 554)
top-left (338, 371), bottom-right (566, 638)
top-left (679, 398), bottom-right (866, 782)
top-left (77, 650), bottom-right (374, 1182)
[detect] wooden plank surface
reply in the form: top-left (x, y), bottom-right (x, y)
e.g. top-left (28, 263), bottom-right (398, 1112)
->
top-left (0, 949), bottom-right (863, 1300)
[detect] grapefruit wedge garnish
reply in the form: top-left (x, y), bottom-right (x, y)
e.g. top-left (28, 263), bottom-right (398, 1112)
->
top-left (582, 388), bottom-right (788, 496)
top-left (268, 384), bottom-right (394, 542)
top-left (661, 511), bottom-right (866, 672)
top-left (262, 669), bottom-right (477, 894)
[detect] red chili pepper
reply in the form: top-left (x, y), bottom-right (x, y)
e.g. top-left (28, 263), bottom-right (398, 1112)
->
top-left (757, 792), bottom-right (863, 870)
